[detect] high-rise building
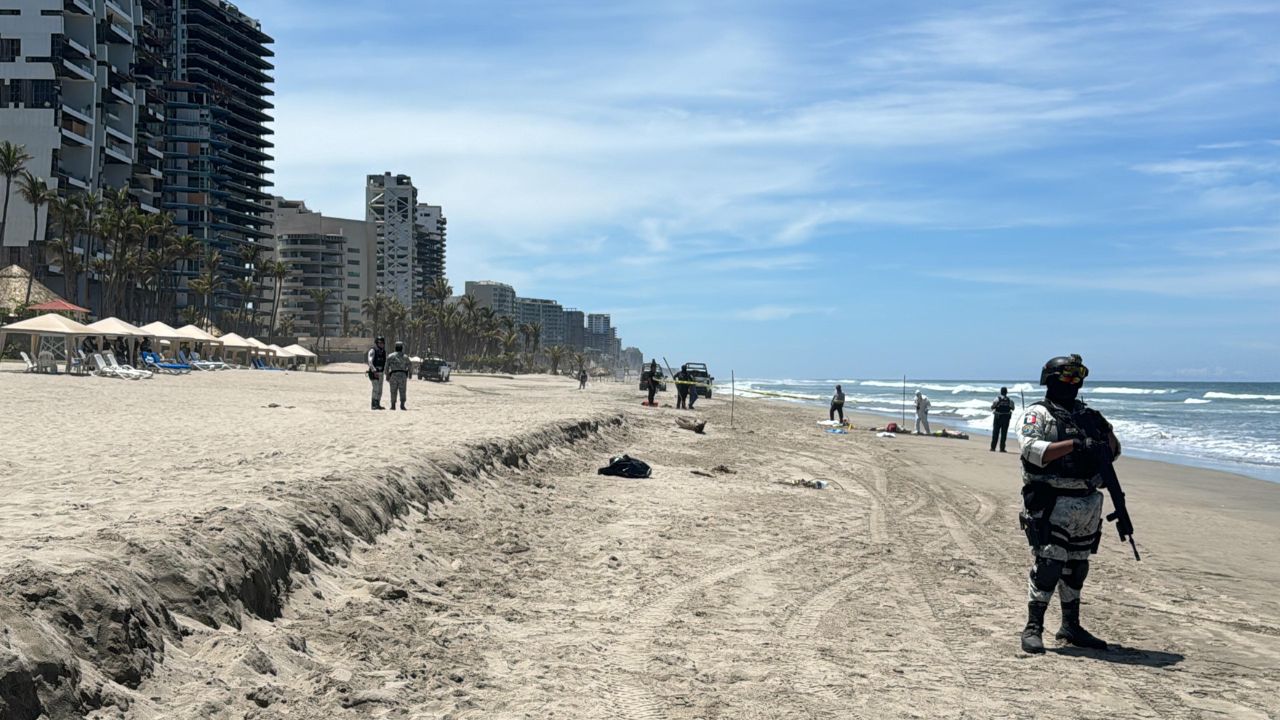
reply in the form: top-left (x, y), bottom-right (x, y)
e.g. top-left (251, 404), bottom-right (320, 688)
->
top-left (0, 0), bottom-right (273, 322)
top-left (0, 0), bottom-right (167, 276)
top-left (516, 297), bottom-right (566, 347)
top-left (623, 347), bottom-right (644, 372)
top-left (464, 280), bottom-right (516, 318)
top-left (414, 202), bottom-right (446, 291)
top-left (367, 172), bottom-right (417, 305)
top-left (165, 0), bottom-right (274, 315)
top-left (587, 313), bottom-right (611, 335)
top-left (267, 196), bottom-right (376, 332)
top-left (564, 309), bottom-right (585, 351)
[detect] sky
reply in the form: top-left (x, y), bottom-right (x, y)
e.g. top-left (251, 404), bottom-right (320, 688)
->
top-left (246, 0), bottom-right (1280, 381)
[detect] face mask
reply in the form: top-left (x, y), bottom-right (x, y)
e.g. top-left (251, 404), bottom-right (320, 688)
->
top-left (1046, 380), bottom-right (1080, 404)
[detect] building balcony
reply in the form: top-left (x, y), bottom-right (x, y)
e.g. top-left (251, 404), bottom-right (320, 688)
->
top-left (61, 57), bottom-right (96, 82)
top-left (104, 124), bottom-right (134, 145)
top-left (62, 103), bottom-right (95, 125)
top-left (58, 166), bottom-right (91, 190)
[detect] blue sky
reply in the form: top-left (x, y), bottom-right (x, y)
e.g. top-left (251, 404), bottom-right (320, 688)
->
top-left (248, 0), bottom-right (1280, 380)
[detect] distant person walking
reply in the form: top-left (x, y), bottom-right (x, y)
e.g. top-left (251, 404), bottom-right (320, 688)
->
top-left (386, 341), bottom-right (411, 410)
top-left (367, 336), bottom-right (387, 410)
top-left (991, 386), bottom-right (1015, 452)
top-left (831, 385), bottom-right (846, 423)
top-left (915, 390), bottom-right (932, 435)
top-left (578, 368), bottom-right (588, 390)
top-left (675, 368), bottom-right (690, 409)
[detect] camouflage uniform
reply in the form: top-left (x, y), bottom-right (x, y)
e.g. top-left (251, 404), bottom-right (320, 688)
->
top-left (1018, 400), bottom-right (1109, 606)
top-left (386, 350), bottom-right (411, 409)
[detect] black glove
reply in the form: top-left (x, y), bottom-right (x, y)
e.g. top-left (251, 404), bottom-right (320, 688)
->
top-left (1074, 437), bottom-right (1114, 462)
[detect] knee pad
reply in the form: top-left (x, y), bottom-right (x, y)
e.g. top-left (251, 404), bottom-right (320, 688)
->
top-left (1029, 557), bottom-right (1065, 593)
top-left (1060, 560), bottom-right (1090, 590)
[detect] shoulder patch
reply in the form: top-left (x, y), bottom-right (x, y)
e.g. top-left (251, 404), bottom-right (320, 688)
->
top-left (1022, 413), bottom-right (1037, 425)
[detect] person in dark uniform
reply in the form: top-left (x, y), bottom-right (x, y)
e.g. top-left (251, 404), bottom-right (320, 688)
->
top-left (991, 386), bottom-right (1015, 452)
top-left (367, 336), bottom-right (387, 410)
top-left (831, 385), bottom-right (846, 423)
top-left (675, 368), bottom-right (690, 409)
top-left (578, 368), bottom-right (588, 390)
top-left (1017, 354), bottom-right (1121, 654)
top-left (646, 360), bottom-right (659, 406)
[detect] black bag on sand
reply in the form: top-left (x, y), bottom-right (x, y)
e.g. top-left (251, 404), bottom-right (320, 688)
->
top-left (598, 455), bottom-right (652, 479)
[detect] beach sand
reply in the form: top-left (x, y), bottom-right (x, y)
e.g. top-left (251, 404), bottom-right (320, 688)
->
top-left (0, 366), bottom-right (1276, 719)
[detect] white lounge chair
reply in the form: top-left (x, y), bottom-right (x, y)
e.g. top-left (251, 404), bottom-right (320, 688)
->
top-left (91, 353), bottom-right (127, 379)
top-left (189, 350), bottom-right (230, 370)
top-left (19, 351), bottom-right (38, 373)
top-left (105, 351), bottom-right (153, 379)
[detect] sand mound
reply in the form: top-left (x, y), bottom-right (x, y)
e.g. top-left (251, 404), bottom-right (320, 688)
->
top-left (0, 415), bottom-right (622, 719)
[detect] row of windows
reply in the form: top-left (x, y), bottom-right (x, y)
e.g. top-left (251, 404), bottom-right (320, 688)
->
top-left (1, 78), bottom-right (56, 107)
top-left (0, 38), bottom-right (20, 62)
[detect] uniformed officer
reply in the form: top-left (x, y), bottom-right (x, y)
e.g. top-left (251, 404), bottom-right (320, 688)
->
top-left (991, 387), bottom-right (1015, 452)
top-left (386, 341), bottom-right (412, 410)
top-left (367, 336), bottom-right (387, 410)
top-left (1018, 354), bottom-right (1120, 654)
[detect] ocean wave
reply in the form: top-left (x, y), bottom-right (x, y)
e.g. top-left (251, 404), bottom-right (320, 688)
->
top-left (1204, 392), bottom-right (1280, 402)
top-left (860, 381), bottom-right (1036, 395)
top-left (1084, 387), bottom-right (1180, 395)
top-left (1183, 398), bottom-right (1212, 404)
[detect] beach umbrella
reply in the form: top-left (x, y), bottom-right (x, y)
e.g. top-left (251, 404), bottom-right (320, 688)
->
top-left (283, 343), bottom-right (319, 371)
top-left (27, 298), bottom-right (90, 315)
top-left (0, 265), bottom-right (61, 315)
top-left (216, 332), bottom-right (258, 365)
top-left (173, 324), bottom-right (225, 358)
top-left (86, 317), bottom-right (149, 337)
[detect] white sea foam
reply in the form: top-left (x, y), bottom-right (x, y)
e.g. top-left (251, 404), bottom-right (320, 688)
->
top-left (1083, 387), bottom-right (1179, 395)
top-left (1204, 392), bottom-right (1280, 402)
top-left (1183, 398), bottom-right (1211, 404)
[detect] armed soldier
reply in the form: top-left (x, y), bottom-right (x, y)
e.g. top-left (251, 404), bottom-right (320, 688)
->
top-left (1018, 354), bottom-right (1135, 654)
top-left (386, 341), bottom-right (412, 410)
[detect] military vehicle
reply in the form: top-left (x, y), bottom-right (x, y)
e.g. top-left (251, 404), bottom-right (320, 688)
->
top-left (682, 362), bottom-right (713, 398)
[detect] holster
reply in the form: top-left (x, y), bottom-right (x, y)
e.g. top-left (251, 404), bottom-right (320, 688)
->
top-left (1019, 484), bottom-right (1058, 548)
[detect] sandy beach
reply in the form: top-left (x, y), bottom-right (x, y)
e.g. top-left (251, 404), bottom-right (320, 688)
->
top-left (1, 366), bottom-right (1277, 719)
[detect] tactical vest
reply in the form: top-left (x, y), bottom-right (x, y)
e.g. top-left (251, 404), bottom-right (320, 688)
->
top-left (994, 396), bottom-right (1014, 416)
top-left (1021, 400), bottom-right (1109, 481)
top-left (371, 346), bottom-right (387, 371)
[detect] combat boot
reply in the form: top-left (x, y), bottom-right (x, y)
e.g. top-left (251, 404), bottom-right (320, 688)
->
top-left (1021, 601), bottom-right (1048, 654)
top-left (1056, 600), bottom-right (1108, 650)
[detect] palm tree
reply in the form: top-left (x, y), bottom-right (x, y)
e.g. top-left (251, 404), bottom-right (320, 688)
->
top-left (235, 276), bottom-right (257, 333)
top-left (308, 288), bottom-right (333, 347)
top-left (140, 248), bottom-right (169, 323)
top-left (17, 172), bottom-right (56, 305)
top-left (547, 346), bottom-right (567, 376)
top-left (361, 292), bottom-right (390, 340)
top-left (167, 233), bottom-right (201, 317)
top-left (48, 195), bottom-right (84, 302)
top-left (278, 313), bottom-right (295, 337)
top-left (426, 276), bottom-right (453, 306)
top-left (265, 259), bottom-right (290, 334)
top-left (190, 249), bottom-right (221, 326)
top-left (0, 141), bottom-right (33, 252)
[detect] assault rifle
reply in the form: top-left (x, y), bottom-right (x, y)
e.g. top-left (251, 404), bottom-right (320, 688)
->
top-left (1096, 449), bottom-right (1140, 561)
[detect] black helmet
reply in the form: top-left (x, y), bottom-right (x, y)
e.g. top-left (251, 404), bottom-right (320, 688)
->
top-left (375, 336), bottom-right (385, 344)
top-left (1040, 354), bottom-right (1088, 386)
top-left (394, 341), bottom-right (404, 351)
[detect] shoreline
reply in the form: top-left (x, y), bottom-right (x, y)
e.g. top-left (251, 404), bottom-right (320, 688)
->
top-left (728, 387), bottom-right (1280, 484)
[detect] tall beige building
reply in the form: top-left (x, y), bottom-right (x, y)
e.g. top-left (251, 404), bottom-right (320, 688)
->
top-left (266, 197), bottom-right (376, 331)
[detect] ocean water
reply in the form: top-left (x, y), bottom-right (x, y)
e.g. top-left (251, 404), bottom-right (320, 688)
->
top-left (720, 378), bottom-right (1280, 483)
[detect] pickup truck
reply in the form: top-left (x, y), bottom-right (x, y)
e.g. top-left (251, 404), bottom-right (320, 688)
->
top-left (417, 355), bottom-right (451, 382)
top-left (639, 367), bottom-right (667, 392)
top-left (682, 362), bottom-right (714, 398)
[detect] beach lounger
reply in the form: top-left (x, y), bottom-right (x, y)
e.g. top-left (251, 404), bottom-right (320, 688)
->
top-left (251, 357), bottom-right (284, 371)
top-left (19, 351), bottom-right (38, 373)
top-left (104, 351), bottom-right (153, 380)
top-left (191, 351), bottom-right (230, 370)
top-left (178, 350), bottom-right (217, 371)
top-left (142, 351), bottom-right (191, 375)
top-left (91, 353), bottom-right (128, 379)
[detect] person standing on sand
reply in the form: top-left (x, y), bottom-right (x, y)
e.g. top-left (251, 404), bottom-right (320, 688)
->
top-left (367, 336), bottom-right (387, 410)
top-left (578, 368), bottom-right (588, 390)
top-left (675, 368), bottom-right (690, 409)
top-left (991, 387), bottom-right (1015, 452)
top-left (687, 372), bottom-right (699, 410)
top-left (385, 341), bottom-right (411, 410)
top-left (914, 390), bottom-right (932, 435)
top-left (1017, 354), bottom-right (1120, 654)
top-left (831, 385), bottom-right (846, 423)
top-left (646, 360), bottom-right (659, 406)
